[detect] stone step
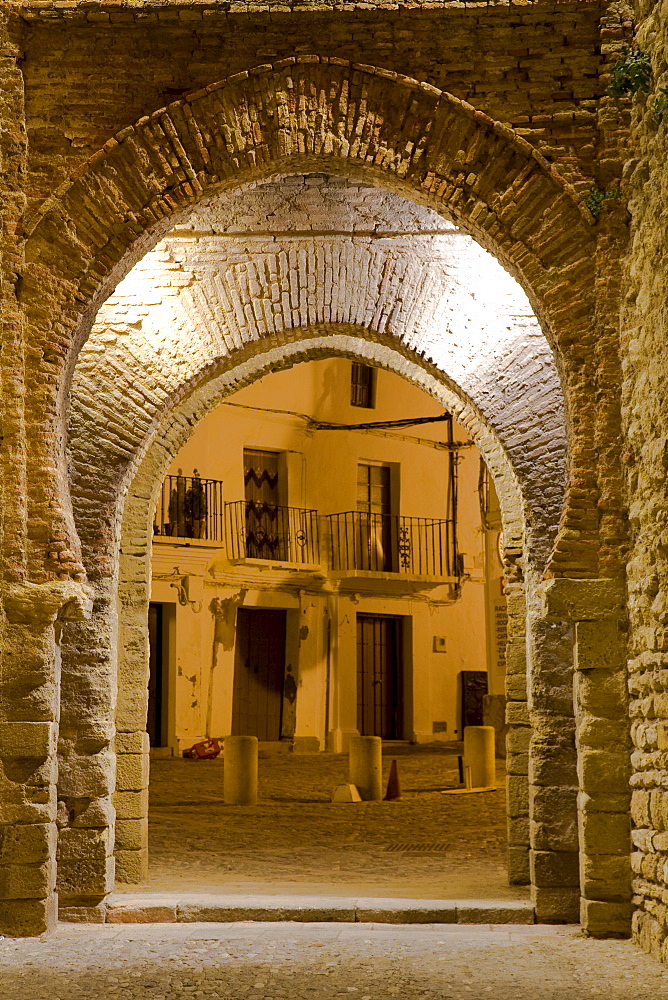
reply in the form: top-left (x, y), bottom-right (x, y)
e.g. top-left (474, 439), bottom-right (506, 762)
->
top-left (92, 894), bottom-right (535, 926)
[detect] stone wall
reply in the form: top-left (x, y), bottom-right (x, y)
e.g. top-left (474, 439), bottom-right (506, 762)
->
top-left (0, 0), bottom-right (639, 945)
top-left (621, 0), bottom-right (668, 963)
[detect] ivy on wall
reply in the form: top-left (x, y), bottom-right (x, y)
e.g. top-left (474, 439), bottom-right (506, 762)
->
top-left (607, 46), bottom-right (652, 97)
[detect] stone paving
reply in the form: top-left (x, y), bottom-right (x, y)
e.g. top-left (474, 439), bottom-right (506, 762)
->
top-left (1, 923), bottom-right (666, 1000)
top-left (133, 744), bottom-right (525, 901)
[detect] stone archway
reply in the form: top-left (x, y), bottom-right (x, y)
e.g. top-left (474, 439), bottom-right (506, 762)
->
top-left (5, 59), bottom-right (630, 939)
top-left (111, 334), bottom-right (533, 888)
top-left (19, 57), bottom-right (611, 584)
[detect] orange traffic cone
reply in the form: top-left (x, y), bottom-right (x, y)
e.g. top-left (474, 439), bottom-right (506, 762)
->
top-left (384, 758), bottom-right (401, 800)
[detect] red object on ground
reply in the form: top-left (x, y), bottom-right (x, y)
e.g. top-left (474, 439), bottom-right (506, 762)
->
top-left (183, 738), bottom-right (221, 759)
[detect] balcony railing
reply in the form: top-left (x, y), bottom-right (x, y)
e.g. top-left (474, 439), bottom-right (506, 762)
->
top-left (154, 475), bottom-right (225, 541)
top-left (327, 512), bottom-right (455, 577)
top-left (225, 501), bottom-right (320, 566)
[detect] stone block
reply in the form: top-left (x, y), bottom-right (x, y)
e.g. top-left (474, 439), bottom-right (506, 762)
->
top-left (506, 751), bottom-right (529, 776)
top-left (530, 849), bottom-right (580, 888)
top-left (505, 701), bottom-right (530, 726)
top-left (507, 726), bottom-right (531, 755)
top-left (58, 827), bottom-right (111, 862)
top-left (115, 731), bottom-right (150, 755)
top-left (70, 796), bottom-right (116, 829)
top-left (575, 668), bottom-right (627, 717)
top-left (456, 902), bottom-right (534, 925)
top-left (0, 860), bottom-right (56, 899)
top-left (529, 743), bottom-right (577, 788)
top-left (508, 846), bottom-right (531, 885)
top-left (578, 749), bottom-right (629, 798)
top-left (580, 788), bottom-right (632, 815)
top-left (58, 750), bottom-right (115, 798)
top-left (57, 856), bottom-right (114, 897)
top-left (540, 579), bottom-right (625, 623)
top-left (115, 818), bottom-right (148, 852)
top-left (578, 810), bottom-right (630, 856)
top-left (574, 621), bottom-right (625, 672)
top-left (116, 752), bottom-right (149, 791)
top-left (114, 788), bottom-right (149, 820)
top-left (530, 785), bottom-right (577, 829)
top-left (505, 673), bottom-right (527, 701)
top-left (577, 716), bottom-right (627, 750)
top-left (580, 852), bottom-right (632, 903)
top-left (508, 815), bottom-right (530, 847)
top-left (0, 823), bottom-right (56, 865)
top-left (532, 885), bottom-right (580, 923)
top-left (115, 847), bottom-right (148, 884)
top-left (59, 902), bottom-right (106, 923)
top-left (0, 895), bottom-right (58, 937)
top-left (581, 898), bottom-right (632, 938)
top-left (0, 722), bottom-right (56, 761)
top-left (530, 818), bottom-right (578, 853)
top-left (507, 774), bottom-right (529, 818)
top-left (107, 902), bottom-right (177, 923)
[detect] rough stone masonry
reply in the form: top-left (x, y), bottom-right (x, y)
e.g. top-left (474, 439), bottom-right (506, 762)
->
top-left (2, 0), bottom-right (668, 971)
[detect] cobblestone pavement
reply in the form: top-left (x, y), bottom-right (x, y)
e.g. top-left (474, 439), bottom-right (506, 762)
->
top-left (2, 923), bottom-right (666, 1000)
top-left (137, 745), bottom-right (525, 900)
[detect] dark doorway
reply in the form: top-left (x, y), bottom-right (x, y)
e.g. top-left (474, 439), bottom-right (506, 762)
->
top-left (460, 669), bottom-right (488, 730)
top-left (147, 602), bottom-right (168, 747)
top-left (357, 614), bottom-right (403, 738)
top-left (232, 607), bottom-right (287, 740)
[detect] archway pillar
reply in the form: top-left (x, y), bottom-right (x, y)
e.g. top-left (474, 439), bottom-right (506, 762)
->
top-left (504, 583), bottom-right (531, 886)
top-left (113, 549), bottom-right (152, 885)
top-left (57, 581), bottom-right (118, 921)
top-left (0, 580), bottom-right (90, 937)
top-left (526, 580), bottom-right (580, 923)
top-left (541, 578), bottom-right (631, 937)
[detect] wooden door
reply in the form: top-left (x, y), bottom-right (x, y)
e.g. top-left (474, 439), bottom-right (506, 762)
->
top-left (147, 602), bottom-right (166, 747)
top-left (357, 615), bottom-right (402, 738)
top-left (232, 608), bottom-right (286, 740)
top-left (243, 449), bottom-right (283, 560)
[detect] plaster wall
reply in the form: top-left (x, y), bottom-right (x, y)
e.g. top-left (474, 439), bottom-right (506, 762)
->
top-left (148, 359), bottom-right (489, 753)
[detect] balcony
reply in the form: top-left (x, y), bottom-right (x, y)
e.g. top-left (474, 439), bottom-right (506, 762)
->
top-left (153, 477), bottom-right (457, 589)
top-left (225, 501), bottom-right (321, 567)
top-left (153, 475), bottom-right (225, 542)
top-left (326, 512), bottom-right (456, 583)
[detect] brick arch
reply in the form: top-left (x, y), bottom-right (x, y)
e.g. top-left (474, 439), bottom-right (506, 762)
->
top-left (21, 56), bottom-right (600, 581)
top-left (106, 333), bottom-right (533, 885)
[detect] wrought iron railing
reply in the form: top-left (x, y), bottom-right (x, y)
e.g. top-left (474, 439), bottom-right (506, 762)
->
top-left (326, 512), bottom-right (455, 577)
top-left (153, 475), bottom-right (225, 541)
top-left (225, 501), bottom-right (320, 565)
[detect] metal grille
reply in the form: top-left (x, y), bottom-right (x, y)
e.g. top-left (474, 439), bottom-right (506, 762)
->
top-left (385, 843), bottom-right (450, 853)
top-left (328, 512), bottom-right (454, 577)
top-left (153, 474), bottom-right (224, 541)
top-left (225, 501), bottom-right (320, 565)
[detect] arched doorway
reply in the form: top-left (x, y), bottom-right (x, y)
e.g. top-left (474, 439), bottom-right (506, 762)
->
top-left (15, 60), bottom-right (628, 937)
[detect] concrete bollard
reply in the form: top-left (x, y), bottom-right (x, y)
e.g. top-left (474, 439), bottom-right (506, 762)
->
top-left (349, 735), bottom-right (382, 801)
top-left (463, 725), bottom-right (496, 789)
top-left (223, 735), bottom-right (258, 806)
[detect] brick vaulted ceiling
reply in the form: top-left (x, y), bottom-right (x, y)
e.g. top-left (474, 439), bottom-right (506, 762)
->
top-left (69, 174), bottom-right (566, 569)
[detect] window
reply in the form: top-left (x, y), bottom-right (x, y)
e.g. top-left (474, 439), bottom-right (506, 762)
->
top-left (356, 463), bottom-right (393, 571)
top-left (350, 362), bottom-right (375, 408)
